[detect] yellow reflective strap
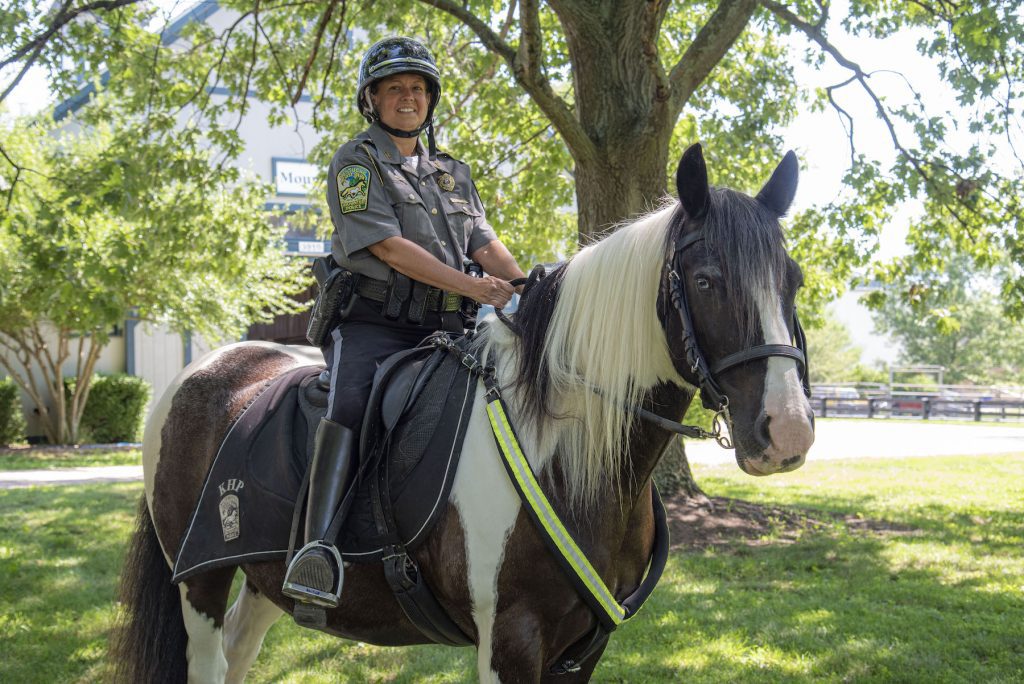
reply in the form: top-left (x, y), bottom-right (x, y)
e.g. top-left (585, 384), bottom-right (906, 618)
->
top-left (486, 399), bottom-right (626, 625)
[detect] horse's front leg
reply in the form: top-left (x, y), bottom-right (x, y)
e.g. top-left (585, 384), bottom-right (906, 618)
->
top-left (223, 579), bottom-right (283, 684)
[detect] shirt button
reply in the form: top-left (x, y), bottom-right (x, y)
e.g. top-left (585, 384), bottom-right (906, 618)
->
top-left (441, 241), bottom-right (447, 247)
top-left (431, 207), bottom-right (438, 215)
top-left (407, 193), bottom-right (416, 200)
top-left (420, 181), bottom-right (426, 186)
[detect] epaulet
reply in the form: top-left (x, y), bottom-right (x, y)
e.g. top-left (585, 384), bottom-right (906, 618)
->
top-left (434, 151), bottom-right (464, 167)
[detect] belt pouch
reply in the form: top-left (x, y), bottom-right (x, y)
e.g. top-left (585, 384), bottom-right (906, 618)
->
top-left (384, 271), bottom-right (411, 320)
top-left (407, 282), bottom-right (429, 324)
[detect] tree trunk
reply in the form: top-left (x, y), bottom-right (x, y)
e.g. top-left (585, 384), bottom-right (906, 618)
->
top-left (653, 439), bottom-right (708, 501)
top-left (550, 0), bottom-right (674, 238)
top-left (573, 138), bottom-right (671, 240)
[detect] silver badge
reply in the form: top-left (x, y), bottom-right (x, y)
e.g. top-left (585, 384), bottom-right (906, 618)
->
top-left (218, 479), bottom-right (244, 542)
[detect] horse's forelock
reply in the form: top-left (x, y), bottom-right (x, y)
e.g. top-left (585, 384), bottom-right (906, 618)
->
top-left (700, 188), bottom-right (789, 344)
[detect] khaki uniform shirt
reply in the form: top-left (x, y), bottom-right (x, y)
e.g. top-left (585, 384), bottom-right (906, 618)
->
top-left (325, 123), bottom-right (498, 282)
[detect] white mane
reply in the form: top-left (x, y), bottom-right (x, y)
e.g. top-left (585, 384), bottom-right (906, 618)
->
top-left (483, 204), bottom-right (685, 507)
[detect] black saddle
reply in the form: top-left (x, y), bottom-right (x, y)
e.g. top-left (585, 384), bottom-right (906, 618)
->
top-left (171, 337), bottom-right (478, 582)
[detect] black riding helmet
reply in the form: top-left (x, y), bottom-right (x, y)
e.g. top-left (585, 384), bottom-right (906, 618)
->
top-left (357, 37), bottom-right (442, 157)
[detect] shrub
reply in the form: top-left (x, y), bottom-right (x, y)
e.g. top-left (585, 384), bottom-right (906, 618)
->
top-left (0, 378), bottom-right (27, 446)
top-left (78, 374), bottom-right (152, 443)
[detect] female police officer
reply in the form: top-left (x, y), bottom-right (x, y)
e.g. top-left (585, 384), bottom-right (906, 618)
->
top-left (283, 37), bottom-right (525, 608)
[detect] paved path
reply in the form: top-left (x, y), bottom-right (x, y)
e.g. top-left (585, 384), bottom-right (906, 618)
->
top-left (686, 419), bottom-right (1024, 465)
top-left (2, 420), bottom-right (1024, 488)
top-left (0, 465), bottom-right (144, 489)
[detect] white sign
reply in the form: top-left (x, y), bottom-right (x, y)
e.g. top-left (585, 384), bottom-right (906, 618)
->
top-left (274, 160), bottom-right (317, 196)
top-left (297, 240), bottom-right (327, 254)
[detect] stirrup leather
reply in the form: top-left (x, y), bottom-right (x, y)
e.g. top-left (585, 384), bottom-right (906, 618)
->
top-left (282, 540), bottom-right (344, 608)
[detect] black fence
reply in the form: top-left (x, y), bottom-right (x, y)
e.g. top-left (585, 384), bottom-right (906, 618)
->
top-left (810, 396), bottom-right (1024, 422)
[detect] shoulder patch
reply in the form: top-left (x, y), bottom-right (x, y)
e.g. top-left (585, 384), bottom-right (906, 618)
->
top-left (337, 165), bottom-right (370, 214)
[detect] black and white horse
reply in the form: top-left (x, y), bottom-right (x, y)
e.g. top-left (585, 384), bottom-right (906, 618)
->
top-left (113, 144), bottom-right (814, 683)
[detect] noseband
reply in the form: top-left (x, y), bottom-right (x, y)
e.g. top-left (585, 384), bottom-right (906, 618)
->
top-left (665, 230), bottom-right (812, 416)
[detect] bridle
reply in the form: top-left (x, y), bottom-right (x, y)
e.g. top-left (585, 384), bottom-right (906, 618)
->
top-left (662, 228), bottom-right (811, 441)
top-left (505, 235), bottom-right (812, 450)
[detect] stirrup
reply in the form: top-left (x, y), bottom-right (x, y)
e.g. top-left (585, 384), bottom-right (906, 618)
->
top-left (282, 540), bottom-right (344, 608)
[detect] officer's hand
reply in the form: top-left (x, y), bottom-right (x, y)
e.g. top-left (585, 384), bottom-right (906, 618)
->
top-left (471, 275), bottom-right (515, 309)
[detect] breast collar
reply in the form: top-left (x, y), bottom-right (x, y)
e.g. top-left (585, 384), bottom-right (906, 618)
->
top-left (666, 229), bottom-right (811, 413)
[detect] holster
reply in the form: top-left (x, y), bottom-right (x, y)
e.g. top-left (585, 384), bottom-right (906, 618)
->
top-left (306, 256), bottom-right (357, 347)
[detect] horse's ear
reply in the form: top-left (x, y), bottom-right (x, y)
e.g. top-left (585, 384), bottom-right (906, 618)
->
top-left (756, 150), bottom-right (799, 217)
top-left (676, 143), bottom-right (710, 221)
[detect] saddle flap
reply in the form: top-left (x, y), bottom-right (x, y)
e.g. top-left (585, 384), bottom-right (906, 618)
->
top-left (360, 345), bottom-right (440, 459)
top-left (172, 337), bottom-right (479, 583)
top-left (381, 359), bottom-right (428, 432)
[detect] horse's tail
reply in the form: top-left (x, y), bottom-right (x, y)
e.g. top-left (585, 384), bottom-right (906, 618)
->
top-left (110, 495), bottom-right (189, 684)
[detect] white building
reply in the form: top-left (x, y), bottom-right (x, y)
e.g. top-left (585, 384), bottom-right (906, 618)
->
top-left (4, 2), bottom-right (328, 439)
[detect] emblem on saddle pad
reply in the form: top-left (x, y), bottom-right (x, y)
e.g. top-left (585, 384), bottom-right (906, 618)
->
top-left (218, 479), bottom-right (244, 542)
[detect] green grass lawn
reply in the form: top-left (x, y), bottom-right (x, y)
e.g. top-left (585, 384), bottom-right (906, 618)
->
top-left (1, 454), bottom-right (1021, 682)
top-left (0, 448), bottom-right (141, 471)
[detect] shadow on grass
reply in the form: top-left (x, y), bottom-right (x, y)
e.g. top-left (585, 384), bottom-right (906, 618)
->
top-left (2, 476), bottom-right (1022, 683)
top-left (595, 519), bottom-right (1024, 682)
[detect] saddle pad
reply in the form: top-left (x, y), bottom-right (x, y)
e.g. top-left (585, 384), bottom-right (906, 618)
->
top-left (171, 347), bottom-right (477, 583)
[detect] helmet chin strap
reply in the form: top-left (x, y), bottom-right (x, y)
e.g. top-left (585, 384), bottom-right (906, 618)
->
top-left (377, 119), bottom-right (438, 160)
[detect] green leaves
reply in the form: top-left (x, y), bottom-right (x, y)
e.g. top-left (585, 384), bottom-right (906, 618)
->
top-left (870, 256), bottom-right (1024, 384)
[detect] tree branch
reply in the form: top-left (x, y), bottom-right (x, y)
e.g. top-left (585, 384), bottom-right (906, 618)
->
top-left (826, 76), bottom-right (857, 168)
top-left (313, 3), bottom-right (349, 127)
top-left (0, 0), bottom-right (144, 104)
top-left (668, 0), bottom-right (759, 116)
top-left (641, 0), bottom-right (672, 103)
top-left (416, 0), bottom-right (596, 161)
top-left (762, 0), bottom-right (971, 228)
top-left (518, 0), bottom-right (543, 82)
top-left (0, 37), bottom-right (47, 104)
top-left (291, 0), bottom-right (338, 106)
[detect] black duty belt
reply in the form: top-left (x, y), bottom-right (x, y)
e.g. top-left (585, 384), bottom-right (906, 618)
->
top-left (356, 276), bottom-right (462, 313)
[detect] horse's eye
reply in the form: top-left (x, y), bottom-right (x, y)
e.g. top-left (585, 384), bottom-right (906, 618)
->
top-left (696, 276), bottom-right (712, 291)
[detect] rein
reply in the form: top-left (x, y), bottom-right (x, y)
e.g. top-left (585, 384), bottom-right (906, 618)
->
top-left (429, 332), bottom-right (670, 676)
top-left (504, 269), bottom-right (736, 450)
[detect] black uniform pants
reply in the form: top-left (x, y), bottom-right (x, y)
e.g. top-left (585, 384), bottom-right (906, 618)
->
top-left (321, 298), bottom-right (454, 432)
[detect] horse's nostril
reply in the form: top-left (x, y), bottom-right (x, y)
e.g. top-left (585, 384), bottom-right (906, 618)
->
top-left (753, 412), bottom-right (772, 450)
top-left (806, 407), bottom-right (816, 430)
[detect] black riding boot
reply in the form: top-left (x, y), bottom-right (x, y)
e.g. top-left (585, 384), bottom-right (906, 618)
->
top-left (282, 418), bottom-right (356, 608)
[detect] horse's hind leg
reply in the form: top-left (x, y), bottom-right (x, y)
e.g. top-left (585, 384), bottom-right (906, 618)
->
top-left (223, 579), bottom-right (283, 684)
top-left (178, 566), bottom-right (237, 684)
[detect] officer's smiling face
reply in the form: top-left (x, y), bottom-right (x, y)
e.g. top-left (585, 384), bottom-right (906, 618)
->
top-left (372, 74), bottom-right (429, 132)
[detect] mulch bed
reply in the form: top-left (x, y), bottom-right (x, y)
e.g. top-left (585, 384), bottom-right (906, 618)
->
top-left (663, 493), bottom-right (918, 549)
